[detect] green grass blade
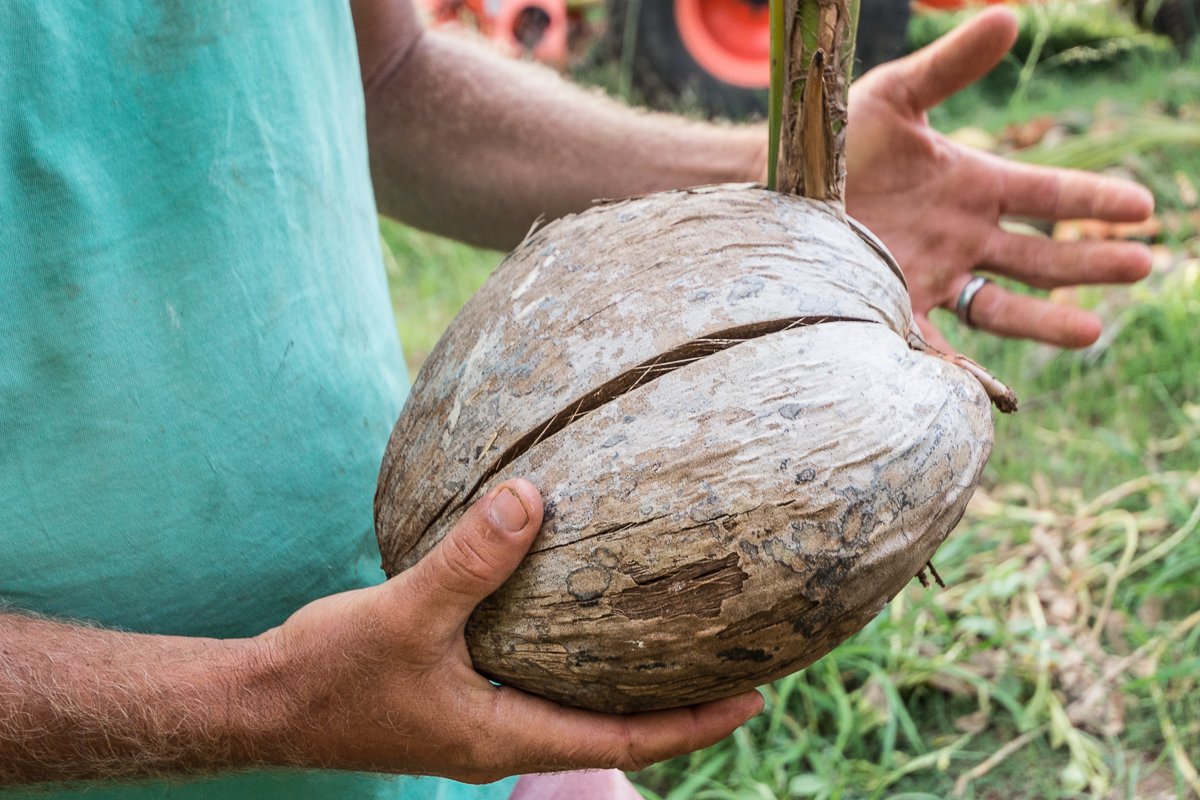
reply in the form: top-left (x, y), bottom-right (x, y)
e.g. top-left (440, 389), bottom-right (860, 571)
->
top-left (767, 0), bottom-right (784, 190)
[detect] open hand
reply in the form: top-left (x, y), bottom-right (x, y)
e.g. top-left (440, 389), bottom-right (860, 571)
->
top-left (845, 7), bottom-right (1155, 351)
top-left (262, 480), bottom-right (761, 782)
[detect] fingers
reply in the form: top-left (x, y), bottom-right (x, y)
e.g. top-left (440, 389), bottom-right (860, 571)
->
top-left (888, 7), bottom-right (1018, 114)
top-left (993, 156), bottom-right (1156, 222)
top-left (982, 229), bottom-right (1153, 289)
top-left (485, 687), bottom-right (763, 775)
top-left (592, 692), bottom-right (763, 771)
top-left (396, 480), bottom-right (544, 640)
top-left (949, 276), bottom-right (1102, 348)
top-left (941, 226), bottom-right (1149, 346)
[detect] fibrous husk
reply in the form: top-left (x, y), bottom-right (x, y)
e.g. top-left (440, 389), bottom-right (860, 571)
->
top-left (375, 183), bottom-right (1005, 712)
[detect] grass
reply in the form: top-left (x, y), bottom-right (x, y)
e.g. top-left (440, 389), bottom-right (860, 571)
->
top-left (945, 254), bottom-right (1200, 496)
top-left (378, 19), bottom-right (1200, 799)
top-left (379, 221), bottom-right (501, 374)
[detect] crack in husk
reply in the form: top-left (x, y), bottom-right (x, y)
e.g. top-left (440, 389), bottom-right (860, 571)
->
top-left (420, 315), bottom-right (878, 546)
top-left (531, 512), bottom-right (675, 556)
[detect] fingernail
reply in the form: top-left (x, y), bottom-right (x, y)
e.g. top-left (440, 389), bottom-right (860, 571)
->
top-left (489, 487), bottom-right (529, 533)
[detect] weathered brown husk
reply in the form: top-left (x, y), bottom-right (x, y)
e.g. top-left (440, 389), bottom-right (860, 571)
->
top-left (375, 184), bottom-right (998, 712)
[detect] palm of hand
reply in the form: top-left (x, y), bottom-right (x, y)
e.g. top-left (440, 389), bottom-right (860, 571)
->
top-left (846, 87), bottom-right (997, 348)
top-left (843, 8), bottom-right (1153, 351)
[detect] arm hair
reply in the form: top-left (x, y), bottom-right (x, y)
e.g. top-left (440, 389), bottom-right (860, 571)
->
top-left (352, 0), bottom-right (767, 250)
top-left (0, 611), bottom-right (289, 787)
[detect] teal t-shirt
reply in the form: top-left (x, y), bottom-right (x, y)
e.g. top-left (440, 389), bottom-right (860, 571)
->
top-left (0, 1), bottom-right (515, 798)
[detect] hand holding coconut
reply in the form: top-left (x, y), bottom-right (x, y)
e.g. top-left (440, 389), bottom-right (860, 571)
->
top-left (261, 481), bottom-right (762, 780)
top-left (843, 8), bottom-right (1155, 351)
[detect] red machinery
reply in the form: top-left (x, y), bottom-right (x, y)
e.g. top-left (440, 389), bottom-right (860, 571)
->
top-left (419, 0), bottom-right (918, 115)
top-left (421, 0), bottom-right (576, 64)
top-left (421, 0), bottom-right (1195, 117)
top-left (670, 0), bottom-right (771, 89)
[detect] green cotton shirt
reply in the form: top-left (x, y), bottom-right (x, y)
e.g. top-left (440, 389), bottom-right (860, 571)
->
top-left (0, 1), bottom-right (515, 798)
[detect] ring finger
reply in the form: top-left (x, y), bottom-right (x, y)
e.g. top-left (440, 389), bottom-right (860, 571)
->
top-left (947, 275), bottom-right (1103, 348)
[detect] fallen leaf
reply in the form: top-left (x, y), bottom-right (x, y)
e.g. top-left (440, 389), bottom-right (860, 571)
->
top-left (948, 126), bottom-right (998, 152)
top-left (1004, 116), bottom-right (1059, 149)
top-left (1137, 596), bottom-right (1164, 627)
top-left (1175, 171), bottom-right (1198, 207)
top-left (954, 709), bottom-right (990, 734)
top-left (1052, 217), bottom-right (1164, 242)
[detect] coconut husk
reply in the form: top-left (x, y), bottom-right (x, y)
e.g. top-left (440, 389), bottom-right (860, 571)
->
top-left (375, 184), bottom-right (1010, 711)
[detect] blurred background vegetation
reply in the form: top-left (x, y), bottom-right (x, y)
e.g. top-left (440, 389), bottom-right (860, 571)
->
top-left (381, 2), bottom-right (1200, 796)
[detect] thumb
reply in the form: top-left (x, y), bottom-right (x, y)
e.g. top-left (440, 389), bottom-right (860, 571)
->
top-left (890, 7), bottom-right (1019, 114)
top-left (398, 479), bottom-right (544, 640)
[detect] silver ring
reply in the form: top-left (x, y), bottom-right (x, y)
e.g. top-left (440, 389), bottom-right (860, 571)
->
top-left (955, 276), bottom-right (990, 328)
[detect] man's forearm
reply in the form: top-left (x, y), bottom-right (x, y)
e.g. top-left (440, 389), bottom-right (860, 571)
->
top-left (363, 26), bottom-right (767, 250)
top-left (0, 612), bottom-right (289, 786)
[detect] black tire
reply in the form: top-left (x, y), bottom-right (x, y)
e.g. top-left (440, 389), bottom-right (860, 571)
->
top-left (606, 0), bottom-right (911, 120)
top-left (1138, 0), bottom-right (1198, 50)
top-left (857, 0), bottom-right (912, 73)
top-left (608, 0), bottom-right (769, 118)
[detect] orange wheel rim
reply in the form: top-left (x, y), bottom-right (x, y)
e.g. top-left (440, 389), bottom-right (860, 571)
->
top-left (674, 0), bottom-right (770, 89)
top-left (915, 0), bottom-right (1011, 9)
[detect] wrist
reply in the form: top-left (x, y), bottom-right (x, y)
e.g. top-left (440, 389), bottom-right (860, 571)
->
top-left (214, 634), bottom-right (308, 770)
top-left (670, 122), bottom-right (768, 187)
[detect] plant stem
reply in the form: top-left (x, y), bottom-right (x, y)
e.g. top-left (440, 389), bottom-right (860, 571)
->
top-left (767, 0), bottom-right (785, 191)
top-left (773, 0), bottom-right (856, 205)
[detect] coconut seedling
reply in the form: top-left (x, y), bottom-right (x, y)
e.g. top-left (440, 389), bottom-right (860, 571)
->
top-left (375, 0), bottom-right (1016, 713)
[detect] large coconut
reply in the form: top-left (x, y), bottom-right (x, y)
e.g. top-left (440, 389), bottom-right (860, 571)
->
top-left (374, 183), bottom-right (1014, 712)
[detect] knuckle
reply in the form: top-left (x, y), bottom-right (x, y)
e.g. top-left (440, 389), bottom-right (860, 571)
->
top-left (973, 287), bottom-right (1001, 326)
top-left (613, 719), bottom-right (657, 772)
top-left (545, 735), bottom-right (605, 772)
top-left (438, 530), bottom-right (502, 589)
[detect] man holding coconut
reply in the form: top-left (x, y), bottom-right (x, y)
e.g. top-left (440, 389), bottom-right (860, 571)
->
top-left (0, 2), bottom-right (1152, 800)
